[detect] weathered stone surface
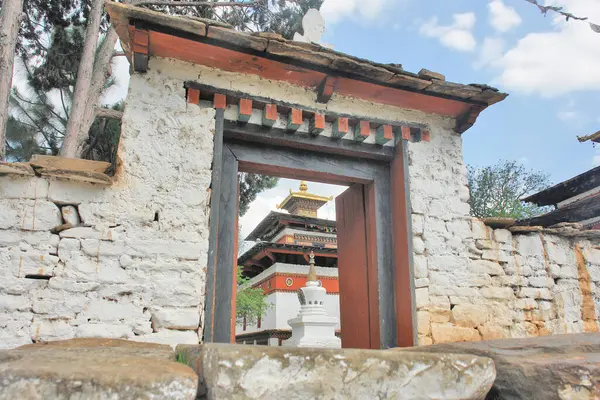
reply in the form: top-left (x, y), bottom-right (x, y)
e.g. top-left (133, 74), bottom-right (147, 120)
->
top-left (0, 339), bottom-right (197, 399)
top-left (60, 205), bottom-right (80, 227)
top-left (451, 304), bottom-right (488, 328)
top-left (177, 343), bottom-right (495, 400)
top-left (408, 333), bottom-right (600, 400)
top-left (431, 323), bottom-right (481, 343)
top-left (151, 308), bottom-right (200, 330)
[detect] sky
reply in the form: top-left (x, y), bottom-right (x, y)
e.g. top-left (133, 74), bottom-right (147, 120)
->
top-left (96, 0), bottom-right (600, 237)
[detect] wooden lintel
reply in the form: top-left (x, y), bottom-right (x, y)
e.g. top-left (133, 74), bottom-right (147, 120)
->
top-left (455, 105), bottom-right (485, 134)
top-left (132, 27), bottom-right (149, 73)
top-left (262, 104), bottom-right (277, 127)
top-left (316, 76), bottom-right (337, 103)
top-left (287, 108), bottom-right (302, 132)
top-left (30, 155), bottom-right (110, 173)
top-left (187, 88), bottom-right (200, 104)
top-left (309, 113), bottom-right (325, 136)
top-left (238, 98), bottom-right (253, 123)
top-left (353, 120), bottom-right (370, 142)
top-left (332, 117), bottom-right (349, 139)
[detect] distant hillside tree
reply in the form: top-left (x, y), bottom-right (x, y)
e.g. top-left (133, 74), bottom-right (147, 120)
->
top-left (467, 160), bottom-right (552, 219)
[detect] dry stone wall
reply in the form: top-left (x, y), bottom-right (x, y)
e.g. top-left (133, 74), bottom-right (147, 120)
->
top-left (407, 134), bottom-right (600, 345)
top-left (0, 68), bottom-right (214, 349)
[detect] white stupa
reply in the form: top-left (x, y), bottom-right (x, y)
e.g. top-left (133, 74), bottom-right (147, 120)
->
top-left (282, 251), bottom-right (341, 348)
top-left (293, 9), bottom-right (333, 49)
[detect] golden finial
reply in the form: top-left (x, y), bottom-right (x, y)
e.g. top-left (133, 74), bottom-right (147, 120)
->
top-left (299, 180), bottom-right (308, 192)
top-left (307, 251), bottom-right (317, 281)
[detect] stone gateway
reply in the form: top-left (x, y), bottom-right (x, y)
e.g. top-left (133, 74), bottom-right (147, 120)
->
top-left (0, 2), bottom-right (598, 354)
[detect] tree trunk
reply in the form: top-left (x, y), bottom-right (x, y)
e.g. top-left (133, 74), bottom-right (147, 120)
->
top-left (59, 0), bottom-right (104, 158)
top-left (77, 26), bottom-right (120, 152)
top-left (0, 0), bottom-right (24, 161)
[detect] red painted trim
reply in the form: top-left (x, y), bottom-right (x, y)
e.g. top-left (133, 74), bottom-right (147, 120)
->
top-left (381, 125), bottom-right (393, 140)
top-left (264, 104), bottom-right (277, 122)
top-left (401, 126), bottom-right (411, 141)
top-left (421, 129), bottom-right (431, 142)
top-left (214, 93), bottom-right (226, 109)
top-left (239, 98), bottom-right (253, 117)
top-left (357, 121), bottom-right (370, 139)
top-left (187, 88), bottom-right (200, 104)
top-left (313, 113), bottom-right (325, 130)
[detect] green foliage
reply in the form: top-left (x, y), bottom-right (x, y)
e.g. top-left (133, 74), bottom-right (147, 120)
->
top-left (145, 0), bottom-right (325, 40)
top-left (239, 173), bottom-right (279, 216)
top-left (176, 350), bottom-right (188, 365)
top-left (236, 267), bottom-right (271, 324)
top-left (467, 160), bottom-right (552, 220)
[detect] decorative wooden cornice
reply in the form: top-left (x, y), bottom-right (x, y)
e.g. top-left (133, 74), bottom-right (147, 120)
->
top-left (184, 83), bottom-right (432, 146)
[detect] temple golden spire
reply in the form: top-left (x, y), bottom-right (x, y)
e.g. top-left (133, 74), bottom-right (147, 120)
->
top-left (276, 180), bottom-right (333, 218)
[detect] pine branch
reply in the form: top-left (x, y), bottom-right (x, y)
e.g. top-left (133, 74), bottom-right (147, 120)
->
top-left (133, 0), bottom-right (262, 7)
top-left (523, 0), bottom-right (589, 22)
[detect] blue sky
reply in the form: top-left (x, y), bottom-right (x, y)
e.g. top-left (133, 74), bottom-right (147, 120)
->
top-left (319, 0), bottom-right (600, 184)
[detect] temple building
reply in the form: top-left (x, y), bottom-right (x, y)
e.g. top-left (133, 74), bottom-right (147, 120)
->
top-left (235, 182), bottom-right (341, 346)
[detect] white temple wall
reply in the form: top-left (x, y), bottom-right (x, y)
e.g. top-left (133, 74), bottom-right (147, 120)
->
top-left (406, 124), bottom-right (600, 344)
top-left (1, 56), bottom-right (599, 349)
top-left (0, 66), bottom-right (214, 349)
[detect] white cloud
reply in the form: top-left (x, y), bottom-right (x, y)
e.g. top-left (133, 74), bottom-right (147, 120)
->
top-left (494, 0), bottom-right (600, 96)
top-left (473, 37), bottom-right (505, 69)
top-left (420, 13), bottom-right (477, 52)
top-left (321, 0), bottom-right (396, 25)
top-left (557, 110), bottom-right (579, 122)
top-left (594, 148), bottom-right (600, 166)
top-left (489, 0), bottom-right (522, 33)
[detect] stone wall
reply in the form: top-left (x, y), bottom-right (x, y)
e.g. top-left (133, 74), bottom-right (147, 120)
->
top-left (0, 68), bottom-right (214, 349)
top-left (407, 134), bottom-right (600, 344)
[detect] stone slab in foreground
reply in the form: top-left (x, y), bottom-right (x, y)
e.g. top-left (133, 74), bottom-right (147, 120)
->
top-left (177, 343), bottom-right (495, 400)
top-left (396, 333), bottom-right (600, 400)
top-left (0, 339), bottom-right (198, 400)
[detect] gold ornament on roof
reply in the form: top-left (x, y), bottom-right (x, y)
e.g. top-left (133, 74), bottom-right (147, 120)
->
top-left (276, 181), bottom-right (334, 215)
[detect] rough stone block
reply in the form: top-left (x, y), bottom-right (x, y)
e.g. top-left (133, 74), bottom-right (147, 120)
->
top-left (62, 253), bottom-right (128, 284)
top-left (413, 255), bottom-right (428, 278)
top-left (0, 176), bottom-right (49, 199)
top-left (412, 214), bottom-right (424, 235)
top-left (0, 294), bottom-right (32, 312)
top-left (477, 325), bottom-right (508, 341)
top-left (470, 259), bottom-right (505, 276)
top-left (0, 207), bottom-right (19, 230)
top-left (9, 249), bottom-right (59, 278)
top-left (61, 205), bottom-right (80, 227)
top-left (0, 339), bottom-right (197, 399)
top-left (20, 200), bottom-right (62, 231)
top-left (32, 290), bottom-right (88, 319)
top-left (415, 278), bottom-right (429, 288)
top-left (75, 324), bottom-right (134, 339)
top-left (177, 343), bottom-right (495, 400)
top-left (515, 235), bottom-right (543, 257)
top-left (480, 287), bottom-right (514, 300)
top-left (132, 329), bottom-right (199, 347)
top-left (413, 236), bottom-right (425, 255)
top-left (415, 287), bottom-right (429, 307)
top-left (471, 219), bottom-right (489, 240)
top-left (431, 323), bottom-right (481, 343)
top-left (151, 308), bottom-right (200, 330)
top-left (543, 237), bottom-right (570, 265)
top-left (126, 239), bottom-right (205, 260)
top-left (30, 318), bottom-right (74, 342)
top-left (81, 239), bottom-right (126, 257)
top-left (528, 276), bottom-right (553, 288)
top-left (409, 333), bottom-right (600, 400)
top-left (47, 179), bottom-right (106, 204)
top-left (81, 299), bottom-right (143, 323)
top-left (417, 311), bottom-right (431, 335)
top-left (482, 250), bottom-right (511, 263)
top-left (451, 304), bottom-right (488, 328)
top-left (518, 287), bottom-right (552, 300)
top-left (493, 229), bottom-right (512, 243)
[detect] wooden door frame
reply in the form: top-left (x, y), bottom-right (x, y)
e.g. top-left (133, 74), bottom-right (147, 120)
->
top-left (203, 117), bottom-right (417, 349)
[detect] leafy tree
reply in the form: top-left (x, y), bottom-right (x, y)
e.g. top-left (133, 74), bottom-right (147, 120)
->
top-left (467, 160), bottom-right (552, 220)
top-left (236, 267), bottom-right (271, 324)
top-left (239, 173), bottom-right (279, 216)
